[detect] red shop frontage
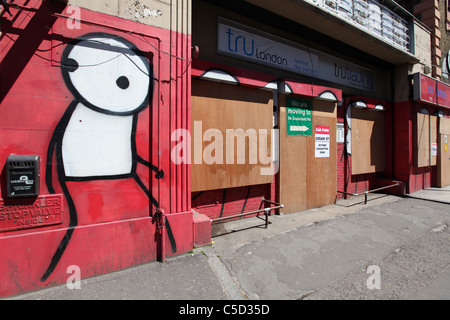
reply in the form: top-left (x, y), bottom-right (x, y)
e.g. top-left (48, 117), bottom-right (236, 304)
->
top-left (395, 73), bottom-right (450, 191)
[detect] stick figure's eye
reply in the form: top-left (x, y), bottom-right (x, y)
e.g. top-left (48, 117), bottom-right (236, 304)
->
top-left (64, 58), bottom-right (79, 72)
top-left (116, 76), bottom-right (130, 90)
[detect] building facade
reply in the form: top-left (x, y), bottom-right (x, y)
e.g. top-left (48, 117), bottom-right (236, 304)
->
top-left (408, 0), bottom-right (450, 190)
top-left (1, 0), bottom-right (449, 297)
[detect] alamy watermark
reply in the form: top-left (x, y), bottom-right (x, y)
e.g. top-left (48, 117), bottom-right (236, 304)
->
top-left (171, 121), bottom-right (279, 176)
top-left (366, 265), bottom-right (381, 290)
top-left (66, 265), bottom-right (81, 290)
top-left (66, 6), bottom-right (81, 30)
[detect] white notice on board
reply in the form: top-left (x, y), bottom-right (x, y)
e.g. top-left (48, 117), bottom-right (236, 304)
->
top-left (431, 143), bottom-right (437, 156)
top-left (315, 126), bottom-right (330, 158)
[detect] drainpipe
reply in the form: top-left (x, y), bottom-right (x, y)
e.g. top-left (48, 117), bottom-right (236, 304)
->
top-left (156, 207), bottom-right (166, 263)
top-left (391, 67), bottom-right (396, 183)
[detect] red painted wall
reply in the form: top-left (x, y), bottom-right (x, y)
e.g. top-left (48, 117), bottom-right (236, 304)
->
top-left (0, 1), bottom-right (192, 297)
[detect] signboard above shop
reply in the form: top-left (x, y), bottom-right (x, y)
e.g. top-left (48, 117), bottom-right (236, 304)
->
top-left (217, 18), bottom-right (375, 92)
top-left (413, 73), bottom-right (450, 109)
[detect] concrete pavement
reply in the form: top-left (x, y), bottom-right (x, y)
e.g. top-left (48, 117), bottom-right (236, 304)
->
top-left (5, 186), bottom-right (450, 301)
top-left (403, 186), bottom-right (450, 204)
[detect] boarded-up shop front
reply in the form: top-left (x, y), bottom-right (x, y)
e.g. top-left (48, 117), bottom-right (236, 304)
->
top-left (191, 6), bottom-right (393, 217)
top-left (412, 73), bottom-right (450, 189)
top-left (190, 64), bottom-right (343, 218)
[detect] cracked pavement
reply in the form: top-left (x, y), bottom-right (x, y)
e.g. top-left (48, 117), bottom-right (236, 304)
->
top-left (208, 194), bottom-right (450, 300)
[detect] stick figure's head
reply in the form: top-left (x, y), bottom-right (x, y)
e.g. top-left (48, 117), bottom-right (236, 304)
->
top-left (61, 33), bottom-right (152, 115)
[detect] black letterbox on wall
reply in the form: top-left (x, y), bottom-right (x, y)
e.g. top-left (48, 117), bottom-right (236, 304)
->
top-left (6, 155), bottom-right (40, 198)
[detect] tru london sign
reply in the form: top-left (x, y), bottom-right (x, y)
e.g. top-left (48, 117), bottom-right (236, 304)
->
top-left (217, 19), bottom-right (374, 92)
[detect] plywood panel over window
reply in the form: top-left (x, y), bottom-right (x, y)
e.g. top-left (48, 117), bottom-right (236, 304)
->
top-left (415, 113), bottom-right (437, 167)
top-left (191, 80), bottom-right (273, 192)
top-left (351, 108), bottom-right (386, 175)
top-left (438, 116), bottom-right (450, 187)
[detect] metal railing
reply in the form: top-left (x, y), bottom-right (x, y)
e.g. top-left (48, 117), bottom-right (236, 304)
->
top-left (337, 183), bottom-right (400, 204)
top-left (211, 198), bottom-right (284, 228)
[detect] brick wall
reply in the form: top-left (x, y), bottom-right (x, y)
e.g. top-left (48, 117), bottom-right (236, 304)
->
top-left (192, 182), bottom-right (273, 220)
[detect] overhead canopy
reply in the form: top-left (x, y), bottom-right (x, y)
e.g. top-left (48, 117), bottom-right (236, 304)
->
top-left (244, 0), bottom-right (420, 65)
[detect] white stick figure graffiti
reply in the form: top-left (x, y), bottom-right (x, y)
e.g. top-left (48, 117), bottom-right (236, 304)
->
top-left (42, 33), bottom-right (176, 281)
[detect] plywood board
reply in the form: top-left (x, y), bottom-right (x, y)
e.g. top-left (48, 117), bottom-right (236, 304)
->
top-left (439, 116), bottom-right (450, 134)
top-left (416, 113), bottom-right (437, 167)
top-left (351, 108), bottom-right (386, 175)
top-left (279, 95), bottom-right (307, 214)
top-left (306, 99), bottom-right (337, 209)
top-left (416, 113), bottom-right (430, 168)
top-left (279, 97), bottom-right (337, 214)
top-left (431, 115), bottom-right (437, 166)
top-left (438, 117), bottom-right (450, 187)
top-left (191, 80), bottom-right (273, 192)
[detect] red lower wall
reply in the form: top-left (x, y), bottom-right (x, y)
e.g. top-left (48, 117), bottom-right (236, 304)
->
top-left (192, 182), bottom-right (274, 220)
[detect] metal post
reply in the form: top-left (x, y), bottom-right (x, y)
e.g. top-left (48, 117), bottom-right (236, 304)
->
top-left (264, 208), bottom-right (270, 228)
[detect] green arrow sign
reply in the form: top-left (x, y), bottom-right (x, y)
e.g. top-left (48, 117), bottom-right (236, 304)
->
top-left (286, 97), bottom-right (312, 135)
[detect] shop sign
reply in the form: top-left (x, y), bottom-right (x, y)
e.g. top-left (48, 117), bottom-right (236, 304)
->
top-left (437, 82), bottom-right (450, 108)
top-left (413, 73), bottom-right (450, 109)
top-left (286, 97), bottom-right (312, 135)
top-left (217, 19), bottom-right (374, 92)
top-left (315, 126), bottom-right (330, 158)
